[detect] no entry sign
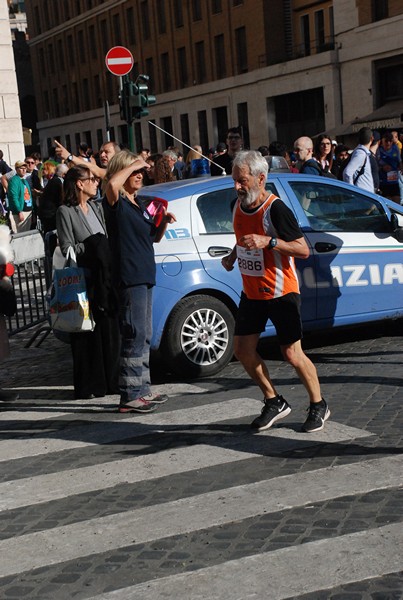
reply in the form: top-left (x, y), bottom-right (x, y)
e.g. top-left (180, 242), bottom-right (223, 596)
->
top-left (105, 46), bottom-right (134, 76)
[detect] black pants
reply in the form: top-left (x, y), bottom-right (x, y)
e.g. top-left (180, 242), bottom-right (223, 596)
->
top-left (70, 313), bottom-right (121, 399)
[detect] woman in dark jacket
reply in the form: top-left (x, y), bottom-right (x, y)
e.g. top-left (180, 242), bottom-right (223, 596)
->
top-left (56, 166), bottom-right (120, 400)
top-left (104, 151), bottom-right (176, 413)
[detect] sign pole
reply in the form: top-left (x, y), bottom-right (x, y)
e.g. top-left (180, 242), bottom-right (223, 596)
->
top-left (104, 101), bottom-right (110, 142)
top-left (105, 46), bottom-right (135, 149)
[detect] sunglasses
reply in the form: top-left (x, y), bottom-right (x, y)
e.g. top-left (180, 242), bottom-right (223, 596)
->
top-left (81, 176), bottom-right (98, 183)
top-left (228, 135), bottom-right (241, 140)
top-left (131, 168), bottom-right (146, 176)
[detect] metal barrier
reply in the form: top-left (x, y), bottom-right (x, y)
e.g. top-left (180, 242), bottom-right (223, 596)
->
top-left (7, 230), bottom-right (51, 345)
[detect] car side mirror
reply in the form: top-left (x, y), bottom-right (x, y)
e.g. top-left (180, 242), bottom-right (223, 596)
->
top-left (391, 213), bottom-right (403, 242)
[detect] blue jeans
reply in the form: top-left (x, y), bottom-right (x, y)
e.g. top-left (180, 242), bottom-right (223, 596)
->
top-left (118, 285), bottom-right (153, 403)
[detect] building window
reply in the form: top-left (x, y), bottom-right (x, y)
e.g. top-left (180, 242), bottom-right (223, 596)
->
top-left (198, 110), bottom-right (209, 153)
top-left (106, 73), bottom-right (114, 104)
top-left (77, 31), bottom-right (86, 63)
top-left (84, 131), bottom-right (92, 148)
top-left (65, 134), bottom-right (71, 150)
top-left (211, 0), bottom-right (222, 14)
top-left (329, 7), bottom-right (334, 40)
top-left (233, 0), bottom-right (243, 5)
top-left (372, 0), bottom-right (388, 21)
top-left (314, 10), bottom-right (325, 52)
top-left (192, 0), bottom-right (202, 21)
top-left (149, 120), bottom-right (158, 152)
top-left (57, 40), bottom-right (65, 71)
top-left (113, 13), bottom-right (121, 45)
top-left (145, 57), bottom-right (154, 91)
top-left (33, 6), bottom-right (41, 34)
top-left (43, 90), bottom-right (50, 116)
top-left (67, 35), bottom-right (75, 65)
top-left (300, 14), bottom-right (310, 56)
top-left (180, 114), bottom-right (190, 151)
top-left (71, 84), bottom-right (79, 114)
top-left (48, 44), bottom-right (55, 74)
top-left (161, 116), bottom-right (173, 148)
top-left (89, 25), bottom-right (97, 59)
top-left (235, 27), bottom-right (248, 73)
top-left (134, 123), bottom-right (143, 153)
top-left (141, 1), bottom-right (151, 39)
top-left (127, 7), bottom-right (136, 44)
top-left (61, 84), bottom-right (69, 114)
top-left (161, 52), bottom-right (171, 92)
top-left (94, 74), bottom-right (102, 107)
top-left (174, 0), bottom-right (184, 28)
top-left (97, 129), bottom-right (103, 150)
top-left (213, 106), bottom-right (228, 144)
top-left (195, 41), bottom-right (206, 83)
top-left (177, 47), bottom-right (188, 88)
top-left (214, 34), bottom-right (226, 79)
top-left (53, 88), bottom-right (60, 118)
top-left (118, 125), bottom-right (127, 146)
top-left (99, 20), bottom-right (109, 53)
top-left (83, 78), bottom-right (90, 111)
top-left (156, 0), bottom-right (166, 34)
top-left (237, 102), bottom-right (249, 149)
top-left (376, 57), bottom-right (403, 104)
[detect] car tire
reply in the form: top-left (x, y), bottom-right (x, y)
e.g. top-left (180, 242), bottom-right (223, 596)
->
top-left (162, 295), bottom-right (235, 378)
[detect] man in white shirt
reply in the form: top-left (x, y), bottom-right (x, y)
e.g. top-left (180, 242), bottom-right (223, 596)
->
top-left (343, 127), bottom-right (374, 193)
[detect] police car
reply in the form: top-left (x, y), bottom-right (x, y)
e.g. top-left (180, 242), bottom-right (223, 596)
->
top-left (138, 174), bottom-right (403, 378)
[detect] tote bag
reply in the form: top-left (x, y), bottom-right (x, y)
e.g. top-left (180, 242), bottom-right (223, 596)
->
top-left (49, 247), bottom-right (95, 333)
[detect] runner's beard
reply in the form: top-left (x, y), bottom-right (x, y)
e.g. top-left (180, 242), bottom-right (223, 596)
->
top-left (239, 184), bottom-right (261, 207)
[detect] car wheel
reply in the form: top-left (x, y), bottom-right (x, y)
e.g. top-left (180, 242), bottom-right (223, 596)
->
top-left (162, 295), bottom-right (235, 378)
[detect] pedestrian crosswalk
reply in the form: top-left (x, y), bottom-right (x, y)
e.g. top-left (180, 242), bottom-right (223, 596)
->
top-left (0, 392), bottom-right (401, 599)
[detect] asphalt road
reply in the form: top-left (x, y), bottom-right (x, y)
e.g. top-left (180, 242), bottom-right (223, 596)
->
top-left (0, 320), bottom-right (402, 599)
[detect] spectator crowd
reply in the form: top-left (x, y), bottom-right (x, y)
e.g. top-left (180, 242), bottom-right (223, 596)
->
top-left (0, 124), bottom-right (402, 418)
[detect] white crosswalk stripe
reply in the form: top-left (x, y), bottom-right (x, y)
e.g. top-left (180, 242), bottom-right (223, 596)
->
top-left (0, 396), bottom-right (401, 599)
top-left (85, 524), bottom-right (402, 600)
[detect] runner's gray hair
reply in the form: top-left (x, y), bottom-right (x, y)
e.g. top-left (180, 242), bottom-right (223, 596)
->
top-left (232, 150), bottom-right (269, 179)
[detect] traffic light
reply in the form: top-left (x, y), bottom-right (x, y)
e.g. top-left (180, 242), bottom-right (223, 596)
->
top-left (130, 77), bottom-right (156, 119)
top-left (120, 76), bottom-right (157, 123)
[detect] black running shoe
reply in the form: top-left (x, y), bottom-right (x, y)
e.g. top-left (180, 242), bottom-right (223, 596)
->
top-left (302, 399), bottom-right (330, 433)
top-left (251, 395), bottom-right (291, 431)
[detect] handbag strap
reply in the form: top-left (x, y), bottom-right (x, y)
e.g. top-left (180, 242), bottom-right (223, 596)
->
top-left (65, 246), bottom-right (78, 267)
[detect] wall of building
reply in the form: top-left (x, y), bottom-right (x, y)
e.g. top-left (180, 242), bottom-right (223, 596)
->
top-left (25, 1), bottom-right (403, 156)
top-left (0, 0), bottom-right (24, 165)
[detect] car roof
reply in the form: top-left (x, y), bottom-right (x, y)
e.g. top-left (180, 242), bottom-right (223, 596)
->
top-left (138, 172), bottom-right (339, 200)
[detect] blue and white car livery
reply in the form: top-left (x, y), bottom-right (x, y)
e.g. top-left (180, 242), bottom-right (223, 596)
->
top-left (138, 173), bottom-right (403, 377)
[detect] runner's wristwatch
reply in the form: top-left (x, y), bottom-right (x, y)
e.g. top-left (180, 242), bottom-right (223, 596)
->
top-left (268, 237), bottom-right (277, 249)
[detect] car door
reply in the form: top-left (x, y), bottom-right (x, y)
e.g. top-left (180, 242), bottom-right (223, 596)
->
top-left (284, 178), bottom-right (403, 326)
top-left (190, 183), bottom-right (240, 297)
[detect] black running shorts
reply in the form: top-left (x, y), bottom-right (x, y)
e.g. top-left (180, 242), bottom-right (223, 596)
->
top-left (234, 292), bottom-right (302, 345)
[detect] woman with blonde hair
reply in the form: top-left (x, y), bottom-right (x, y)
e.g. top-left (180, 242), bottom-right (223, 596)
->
top-left (184, 145), bottom-right (209, 178)
top-left (104, 150), bottom-right (176, 413)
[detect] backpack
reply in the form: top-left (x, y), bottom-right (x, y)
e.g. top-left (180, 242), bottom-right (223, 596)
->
top-left (338, 148), bottom-right (367, 184)
top-left (300, 159), bottom-right (336, 179)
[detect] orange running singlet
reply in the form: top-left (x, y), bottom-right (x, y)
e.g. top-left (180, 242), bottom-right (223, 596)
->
top-left (233, 195), bottom-right (300, 300)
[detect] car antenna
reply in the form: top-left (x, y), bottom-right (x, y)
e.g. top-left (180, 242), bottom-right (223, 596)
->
top-left (148, 120), bottom-right (227, 175)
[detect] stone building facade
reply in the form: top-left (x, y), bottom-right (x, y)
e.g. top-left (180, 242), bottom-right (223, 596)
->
top-left (0, 0), bottom-right (24, 165)
top-left (24, 0), bottom-right (403, 156)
